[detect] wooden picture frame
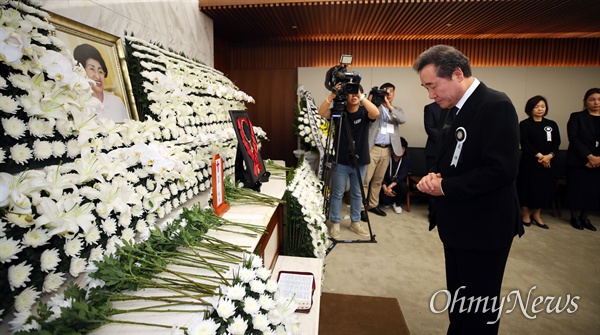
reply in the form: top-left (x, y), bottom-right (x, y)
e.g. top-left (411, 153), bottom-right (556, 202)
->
top-left (47, 12), bottom-right (138, 122)
top-left (229, 110), bottom-right (269, 190)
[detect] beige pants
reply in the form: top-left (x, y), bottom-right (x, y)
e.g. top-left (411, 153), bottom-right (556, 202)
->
top-left (363, 146), bottom-right (391, 209)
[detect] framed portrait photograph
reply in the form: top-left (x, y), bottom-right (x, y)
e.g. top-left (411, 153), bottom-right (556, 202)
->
top-left (229, 110), bottom-right (269, 190)
top-left (47, 12), bottom-right (138, 122)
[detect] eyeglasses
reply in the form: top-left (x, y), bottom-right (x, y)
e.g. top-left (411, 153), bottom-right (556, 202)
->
top-left (85, 64), bottom-right (105, 76)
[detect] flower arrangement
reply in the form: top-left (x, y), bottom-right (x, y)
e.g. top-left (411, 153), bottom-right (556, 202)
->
top-left (293, 87), bottom-right (328, 153)
top-left (187, 253), bottom-right (300, 335)
top-left (0, 1), bottom-right (269, 333)
top-left (13, 203), bottom-right (283, 334)
top-left (284, 159), bottom-right (328, 258)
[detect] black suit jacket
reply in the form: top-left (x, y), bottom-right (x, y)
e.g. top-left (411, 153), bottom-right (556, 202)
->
top-left (566, 110), bottom-right (600, 168)
top-left (424, 102), bottom-right (443, 161)
top-left (430, 82), bottom-right (524, 251)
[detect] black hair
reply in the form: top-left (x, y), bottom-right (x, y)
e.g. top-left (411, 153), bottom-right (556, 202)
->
top-left (73, 43), bottom-right (108, 78)
top-left (401, 137), bottom-right (408, 148)
top-left (412, 45), bottom-right (472, 80)
top-left (524, 95), bottom-right (548, 117)
top-left (583, 88), bottom-right (600, 109)
top-left (380, 82), bottom-right (395, 91)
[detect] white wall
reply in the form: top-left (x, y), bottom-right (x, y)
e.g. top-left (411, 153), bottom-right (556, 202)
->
top-left (299, 66), bottom-right (600, 150)
top-left (43, 0), bottom-right (214, 66)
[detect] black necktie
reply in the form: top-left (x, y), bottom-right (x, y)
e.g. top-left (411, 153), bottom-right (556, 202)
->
top-left (441, 106), bottom-right (458, 139)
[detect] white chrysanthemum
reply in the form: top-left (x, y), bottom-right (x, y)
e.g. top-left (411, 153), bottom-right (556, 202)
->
top-left (256, 267), bottom-right (271, 281)
top-left (119, 212), bottom-right (132, 227)
top-left (40, 248), bottom-right (60, 272)
top-left (265, 280), bottom-right (279, 293)
top-left (2, 116), bottom-right (27, 139)
top-left (0, 95), bottom-right (19, 114)
top-left (249, 279), bottom-right (266, 295)
top-left (237, 267), bottom-right (256, 283)
top-left (43, 272), bottom-right (66, 293)
top-left (252, 313), bottom-right (270, 331)
top-left (52, 141), bottom-right (66, 157)
top-left (10, 143), bottom-right (32, 165)
top-left (33, 140), bottom-right (53, 160)
top-left (63, 237), bottom-right (83, 257)
top-left (187, 317), bottom-right (220, 335)
top-left (258, 294), bottom-right (275, 311)
top-left (101, 217), bottom-right (117, 235)
top-left (0, 77), bottom-right (7, 89)
top-left (0, 236), bottom-right (23, 263)
top-left (105, 235), bottom-right (123, 256)
top-left (0, 147), bottom-right (5, 164)
top-left (121, 227), bottom-right (135, 242)
top-left (227, 315), bottom-right (248, 335)
top-left (225, 282), bottom-right (247, 301)
top-left (242, 296), bottom-right (261, 315)
top-left (21, 228), bottom-right (50, 248)
top-left (8, 261), bottom-right (33, 291)
top-left (84, 226), bottom-right (101, 245)
top-left (9, 309), bottom-right (31, 332)
top-left (69, 257), bottom-right (87, 277)
top-left (88, 246), bottom-right (104, 262)
top-left (28, 117), bottom-right (51, 137)
top-left (66, 139), bottom-right (81, 158)
top-left (216, 297), bottom-right (236, 319)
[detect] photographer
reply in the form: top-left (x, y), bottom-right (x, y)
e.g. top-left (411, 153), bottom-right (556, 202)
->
top-left (362, 83), bottom-right (406, 220)
top-left (379, 137), bottom-right (410, 214)
top-left (318, 84), bottom-right (379, 238)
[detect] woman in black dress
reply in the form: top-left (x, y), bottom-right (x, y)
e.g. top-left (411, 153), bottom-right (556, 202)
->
top-left (518, 96), bottom-right (560, 229)
top-left (566, 88), bottom-right (600, 231)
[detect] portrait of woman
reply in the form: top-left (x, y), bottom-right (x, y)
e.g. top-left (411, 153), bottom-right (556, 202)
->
top-left (73, 43), bottom-right (129, 122)
top-left (517, 95), bottom-right (560, 229)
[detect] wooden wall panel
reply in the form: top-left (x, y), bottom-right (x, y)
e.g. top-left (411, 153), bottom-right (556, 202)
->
top-left (228, 38), bottom-right (600, 68)
top-left (228, 69), bottom-right (298, 166)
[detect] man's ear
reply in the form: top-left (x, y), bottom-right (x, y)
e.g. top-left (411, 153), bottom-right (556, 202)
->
top-left (453, 68), bottom-right (464, 81)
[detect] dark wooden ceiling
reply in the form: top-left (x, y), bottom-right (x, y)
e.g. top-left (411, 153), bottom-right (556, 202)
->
top-left (200, 0), bottom-right (600, 43)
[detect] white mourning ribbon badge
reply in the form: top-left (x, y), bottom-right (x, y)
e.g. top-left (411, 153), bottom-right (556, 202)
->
top-left (544, 126), bottom-right (552, 141)
top-left (451, 127), bottom-right (467, 167)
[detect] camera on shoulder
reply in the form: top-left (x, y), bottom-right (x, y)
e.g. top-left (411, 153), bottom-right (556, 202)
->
top-left (324, 54), bottom-right (362, 117)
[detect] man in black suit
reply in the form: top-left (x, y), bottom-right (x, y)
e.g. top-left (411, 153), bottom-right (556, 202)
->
top-left (423, 101), bottom-right (443, 224)
top-left (413, 45), bottom-right (524, 335)
top-left (424, 101), bottom-right (443, 170)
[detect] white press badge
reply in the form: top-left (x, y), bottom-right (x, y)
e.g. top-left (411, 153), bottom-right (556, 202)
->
top-left (451, 127), bottom-right (467, 167)
top-left (386, 123), bottom-right (395, 134)
top-left (544, 126), bottom-right (553, 141)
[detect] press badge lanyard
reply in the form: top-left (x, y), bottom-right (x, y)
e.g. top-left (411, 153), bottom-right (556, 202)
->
top-left (389, 157), bottom-right (402, 179)
top-left (380, 107), bottom-right (394, 135)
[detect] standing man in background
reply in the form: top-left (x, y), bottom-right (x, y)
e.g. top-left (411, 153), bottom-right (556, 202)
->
top-left (423, 101), bottom-right (443, 224)
top-left (361, 82), bottom-right (406, 221)
top-left (414, 45), bottom-right (524, 335)
top-left (424, 101), bottom-right (443, 170)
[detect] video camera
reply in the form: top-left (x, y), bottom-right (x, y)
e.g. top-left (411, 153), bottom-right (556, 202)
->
top-left (369, 86), bottom-right (388, 107)
top-left (324, 55), bottom-right (362, 116)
